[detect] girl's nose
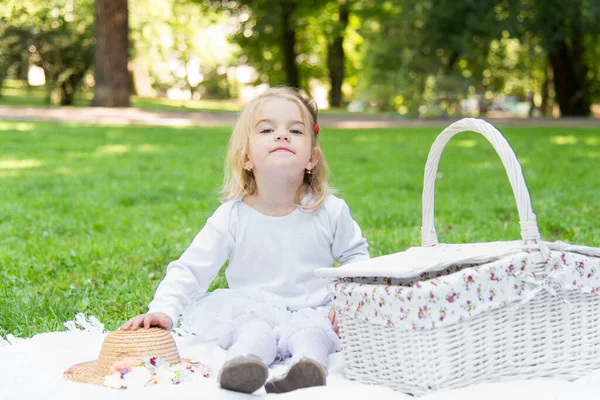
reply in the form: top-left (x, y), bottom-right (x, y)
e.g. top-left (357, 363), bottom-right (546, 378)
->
top-left (275, 130), bottom-right (290, 141)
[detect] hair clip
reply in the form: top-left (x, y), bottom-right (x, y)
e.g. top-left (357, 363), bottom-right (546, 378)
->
top-left (314, 124), bottom-right (320, 135)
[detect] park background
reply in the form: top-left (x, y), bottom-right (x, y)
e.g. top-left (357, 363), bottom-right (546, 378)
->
top-left (1, 0), bottom-right (599, 339)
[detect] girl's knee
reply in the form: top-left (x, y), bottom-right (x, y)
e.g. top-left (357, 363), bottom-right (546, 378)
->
top-left (232, 319), bottom-right (275, 341)
top-left (288, 327), bottom-right (334, 352)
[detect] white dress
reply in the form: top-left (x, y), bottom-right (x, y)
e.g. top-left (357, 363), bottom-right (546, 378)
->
top-left (147, 194), bottom-right (370, 357)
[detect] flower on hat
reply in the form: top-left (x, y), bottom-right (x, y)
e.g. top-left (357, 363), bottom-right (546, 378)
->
top-left (109, 357), bottom-right (142, 375)
top-left (103, 356), bottom-right (211, 389)
top-left (104, 373), bottom-right (124, 389)
top-left (123, 367), bottom-right (153, 388)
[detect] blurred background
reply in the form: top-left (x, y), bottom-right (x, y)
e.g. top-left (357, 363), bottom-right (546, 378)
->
top-left (1, 0), bottom-right (599, 118)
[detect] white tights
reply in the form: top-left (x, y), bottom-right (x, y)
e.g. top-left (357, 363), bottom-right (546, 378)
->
top-left (220, 318), bottom-right (336, 369)
top-left (222, 319), bottom-right (277, 365)
top-left (287, 327), bottom-right (336, 368)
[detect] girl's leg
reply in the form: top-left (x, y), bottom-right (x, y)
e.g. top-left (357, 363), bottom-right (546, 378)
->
top-left (287, 326), bottom-right (336, 369)
top-left (219, 319), bottom-right (277, 393)
top-left (265, 326), bottom-right (336, 393)
top-left (225, 318), bottom-right (277, 365)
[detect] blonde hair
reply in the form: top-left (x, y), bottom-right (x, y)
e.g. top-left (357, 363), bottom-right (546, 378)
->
top-left (221, 87), bottom-right (330, 211)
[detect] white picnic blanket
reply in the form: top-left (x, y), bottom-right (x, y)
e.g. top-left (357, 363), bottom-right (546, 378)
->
top-left (1, 315), bottom-right (600, 400)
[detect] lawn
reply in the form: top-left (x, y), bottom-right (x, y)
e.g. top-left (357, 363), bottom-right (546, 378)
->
top-left (1, 120), bottom-right (599, 338)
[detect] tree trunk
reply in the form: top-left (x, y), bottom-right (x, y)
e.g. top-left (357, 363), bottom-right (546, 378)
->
top-left (327, 2), bottom-right (349, 108)
top-left (477, 92), bottom-right (488, 116)
top-left (91, 0), bottom-right (131, 107)
top-left (281, 4), bottom-right (300, 89)
top-left (540, 63), bottom-right (552, 116)
top-left (548, 21), bottom-right (590, 116)
top-left (60, 73), bottom-right (84, 105)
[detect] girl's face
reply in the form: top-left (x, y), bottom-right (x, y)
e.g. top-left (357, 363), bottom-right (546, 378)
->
top-left (244, 98), bottom-right (319, 177)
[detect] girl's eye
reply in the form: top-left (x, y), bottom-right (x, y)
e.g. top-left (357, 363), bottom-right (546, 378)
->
top-left (290, 129), bottom-right (303, 135)
top-left (260, 128), bottom-right (274, 134)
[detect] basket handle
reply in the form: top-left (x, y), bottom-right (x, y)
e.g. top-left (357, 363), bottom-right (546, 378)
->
top-left (421, 118), bottom-right (541, 246)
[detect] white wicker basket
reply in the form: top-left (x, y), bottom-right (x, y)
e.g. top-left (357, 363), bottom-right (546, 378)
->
top-left (315, 118), bottom-right (600, 396)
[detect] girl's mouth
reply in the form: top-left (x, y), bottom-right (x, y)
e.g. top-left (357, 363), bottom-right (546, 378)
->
top-left (271, 147), bottom-right (293, 153)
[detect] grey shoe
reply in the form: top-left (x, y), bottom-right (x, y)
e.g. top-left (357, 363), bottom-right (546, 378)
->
top-left (219, 355), bottom-right (269, 394)
top-left (264, 359), bottom-right (326, 394)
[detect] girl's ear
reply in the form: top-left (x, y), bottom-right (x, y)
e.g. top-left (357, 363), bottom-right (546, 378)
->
top-left (306, 147), bottom-right (322, 171)
top-left (243, 153), bottom-right (254, 171)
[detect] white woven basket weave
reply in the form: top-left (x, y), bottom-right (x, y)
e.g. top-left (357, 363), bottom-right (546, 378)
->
top-left (315, 118), bottom-right (600, 396)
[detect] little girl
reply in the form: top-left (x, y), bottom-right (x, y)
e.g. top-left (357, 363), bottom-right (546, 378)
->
top-left (121, 87), bottom-right (369, 394)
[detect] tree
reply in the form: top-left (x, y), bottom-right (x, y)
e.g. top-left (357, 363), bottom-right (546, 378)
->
top-left (280, 1), bottom-right (300, 88)
top-left (0, 1), bottom-right (95, 105)
top-left (197, 0), bottom-right (300, 88)
top-left (589, 39), bottom-right (600, 106)
top-left (325, 0), bottom-right (350, 108)
top-left (91, 0), bottom-right (130, 107)
top-left (508, 0), bottom-right (599, 116)
top-left (198, 0), bottom-right (355, 106)
top-left (355, 0), bottom-right (597, 117)
top-left (416, 0), bottom-right (548, 116)
top-left (353, 1), bottom-right (435, 113)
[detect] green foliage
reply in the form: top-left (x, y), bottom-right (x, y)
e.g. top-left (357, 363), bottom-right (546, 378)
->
top-left (501, 0), bottom-right (600, 115)
top-left (196, 0), bottom-right (359, 95)
top-left (588, 39), bottom-right (600, 103)
top-left (1, 0), bottom-right (598, 112)
top-left (195, 0), bottom-right (302, 88)
top-left (0, 1), bottom-right (94, 105)
top-left (129, 0), bottom-right (237, 98)
top-left (1, 121), bottom-right (600, 337)
top-left (352, 1), bottom-right (419, 112)
top-left (1, 0), bottom-right (240, 102)
top-left (352, 0), bottom-right (599, 116)
top-left (508, 0), bottom-right (599, 52)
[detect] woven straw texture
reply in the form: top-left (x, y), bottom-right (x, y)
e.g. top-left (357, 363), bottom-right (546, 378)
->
top-left (64, 328), bottom-right (180, 385)
top-left (339, 289), bottom-right (600, 396)
top-left (319, 118), bottom-right (600, 396)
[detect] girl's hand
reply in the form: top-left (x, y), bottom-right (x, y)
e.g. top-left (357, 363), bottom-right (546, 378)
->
top-left (328, 305), bottom-right (339, 337)
top-left (120, 313), bottom-right (173, 331)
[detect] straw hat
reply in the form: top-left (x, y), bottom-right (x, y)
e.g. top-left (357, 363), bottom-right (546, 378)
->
top-left (64, 328), bottom-right (180, 386)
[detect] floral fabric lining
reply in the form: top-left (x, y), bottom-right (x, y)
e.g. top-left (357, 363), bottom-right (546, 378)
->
top-left (330, 251), bottom-right (600, 330)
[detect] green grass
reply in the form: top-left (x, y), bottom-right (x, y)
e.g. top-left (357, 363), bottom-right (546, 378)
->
top-left (1, 120), bottom-right (599, 338)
